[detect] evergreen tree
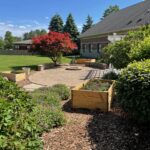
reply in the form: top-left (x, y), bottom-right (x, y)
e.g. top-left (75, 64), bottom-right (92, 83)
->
top-left (4, 31), bottom-right (14, 49)
top-left (101, 5), bottom-right (120, 20)
top-left (82, 15), bottom-right (93, 33)
top-left (48, 14), bottom-right (64, 32)
top-left (64, 13), bottom-right (79, 42)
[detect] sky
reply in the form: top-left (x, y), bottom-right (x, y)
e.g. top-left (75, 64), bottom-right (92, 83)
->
top-left (0, 0), bottom-right (143, 37)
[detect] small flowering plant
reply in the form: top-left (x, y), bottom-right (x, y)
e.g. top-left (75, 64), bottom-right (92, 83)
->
top-left (32, 32), bottom-right (77, 65)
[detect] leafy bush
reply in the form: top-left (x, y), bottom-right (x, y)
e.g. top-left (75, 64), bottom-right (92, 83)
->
top-left (31, 105), bottom-right (65, 133)
top-left (102, 25), bottom-right (150, 69)
top-left (102, 40), bottom-right (131, 69)
top-left (30, 87), bottom-right (66, 132)
top-left (129, 36), bottom-right (150, 61)
top-left (0, 77), bottom-right (42, 149)
top-left (51, 84), bottom-right (71, 100)
top-left (102, 71), bottom-right (118, 80)
top-left (116, 59), bottom-right (150, 122)
top-left (31, 88), bottom-right (60, 107)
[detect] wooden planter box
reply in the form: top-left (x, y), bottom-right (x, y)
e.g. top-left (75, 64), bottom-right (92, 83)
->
top-left (75, 59), bottom-right (96, 64)
top-left (0, 71), bottom-right (26, 82)
top-left (71, 80), bottom-right (115, 112)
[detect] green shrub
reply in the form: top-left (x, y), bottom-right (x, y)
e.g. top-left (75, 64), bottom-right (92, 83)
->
top-left (0, 77), bottom-right (42, 149)
top-left (31, 89), bottom-right (60, 108)
top-left (130, 36), bottom-right (150, 61)
top-left (116, 59), bottom-right (150, 122)
top-left (51, 84), bottom-right (71, 100)
top-left (30, 87), bottom-right (66, 132)
top-left (31, 105), bottom-right (65, 132)
top-left (102, 40), bottom-right (131, 69)
top-left (102, 71), bottom-right (118, 80)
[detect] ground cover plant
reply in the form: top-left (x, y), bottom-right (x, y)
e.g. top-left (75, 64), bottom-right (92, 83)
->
top-left (0, 55), bottom-right (71, 71)
top-left (116, 59), bottom-right (150, 122)
top-left (82, 79), bottom-right (111, 91)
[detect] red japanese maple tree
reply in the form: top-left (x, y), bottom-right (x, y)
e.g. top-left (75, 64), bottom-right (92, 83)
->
top-left (32, 32), bottom-right (77, 65)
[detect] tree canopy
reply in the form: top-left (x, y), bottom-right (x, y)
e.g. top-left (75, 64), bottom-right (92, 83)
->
top-left (23, 29), bottom-right (47, 40)
top-left (4, 31), bottom-right (14, 49)
top-left (32, 32), bottom-right (77, 65)
top-left (101, 5), bottom-right (120, 20)
top-left (64, 13), bottom-right (79, 42)
top-left (48, 14), bottom-right (64, 32)
top-left (82, 15), bottom-right (93, 33)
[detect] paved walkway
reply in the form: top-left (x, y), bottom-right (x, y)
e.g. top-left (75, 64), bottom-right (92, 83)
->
top-left (28, 66), bottom-right (101, 88)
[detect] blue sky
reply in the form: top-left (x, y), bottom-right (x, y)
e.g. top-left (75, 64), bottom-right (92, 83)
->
top-left (0, 0), bottom-right (142, 37)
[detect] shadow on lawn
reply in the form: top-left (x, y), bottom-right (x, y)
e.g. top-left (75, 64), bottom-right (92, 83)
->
top-left (11, 65), bottom-right (38, 71)
top-left (62, 100), bottom-right (150, 150)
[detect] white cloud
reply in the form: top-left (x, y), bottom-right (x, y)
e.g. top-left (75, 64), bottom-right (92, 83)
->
top-left (19, 25), bottom-right (26, 29)
top-left (0, 21), bottom-right (48, 37)
top-left (7, 24), bottom-right (15, 27)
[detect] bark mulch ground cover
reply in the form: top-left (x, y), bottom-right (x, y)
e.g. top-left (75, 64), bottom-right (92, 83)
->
top-left (42, 100), bottom-right (150, 150)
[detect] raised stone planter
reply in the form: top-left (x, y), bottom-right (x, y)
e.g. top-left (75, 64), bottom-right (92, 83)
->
top-left (38, 65), bottom-right (44, 71)
top-left (71, 79), bottom-right (115, 112)
top-left (0, 71), bottom-right (26, 82)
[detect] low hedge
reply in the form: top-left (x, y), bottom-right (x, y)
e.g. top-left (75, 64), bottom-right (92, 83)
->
top-left (116, 59), bottom-right (150, 122)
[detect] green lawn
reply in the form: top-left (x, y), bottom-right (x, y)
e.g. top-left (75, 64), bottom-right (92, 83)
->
top-left (0, 55), bottom-right (71, 71)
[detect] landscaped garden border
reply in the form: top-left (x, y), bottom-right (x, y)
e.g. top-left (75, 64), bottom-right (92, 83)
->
top-left (71, 79), bottom-right (115, 112)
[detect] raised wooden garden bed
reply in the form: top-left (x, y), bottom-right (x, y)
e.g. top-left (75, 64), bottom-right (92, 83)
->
top-left (75, 59), bottom-right (96, 64)
top-left (71, 79), bottom-right (115, 112)
top-left (0, 71), bottom-right (26, 82)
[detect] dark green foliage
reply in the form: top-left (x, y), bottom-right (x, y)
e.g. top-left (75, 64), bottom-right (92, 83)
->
top-left (101, 5), bottom-right (120, 20)
top-left (129, 36), bottom-right (150, 61)
top-left (64, 13), bottom-right (79, 42)
top-left (102, 71), bottom-right (118, 80)
top-left (49, 14), bottom-right (64, 32)
top-left (0, 37), bottom-right (4, 50)
top-left (82, 79), bottom-right (111, 91)
top-left (103, 40), bottom-right (131, 69)
top-left (4, 31), bottom-right (14, 49)
top-left (0, 76), bottom-right (42, 149)
top-left (82, 15), bottom-right (93, 33)
top-left (116, 59), bottom-right (150, 122)
top-left (23, 29), bottom-right (47, 40)
top-left (51, 84), bottom-right (71, 100)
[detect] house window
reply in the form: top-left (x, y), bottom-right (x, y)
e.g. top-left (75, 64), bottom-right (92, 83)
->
top-left (27, 45), bottom-right (31, 50)
top-left (92, 44), bottom-right (97, 50)
top-left (97, 44), bottom-right (101, 53)
top-left (82, 44), bottom-right (86, 53)
top-left (88, 44), bottom-right (92, 53)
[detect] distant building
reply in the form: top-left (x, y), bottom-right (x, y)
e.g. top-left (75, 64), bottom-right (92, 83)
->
top-left (13, 40), bottom-right (33, 51)
top-left (79, 0), bottom-right (150, 58)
